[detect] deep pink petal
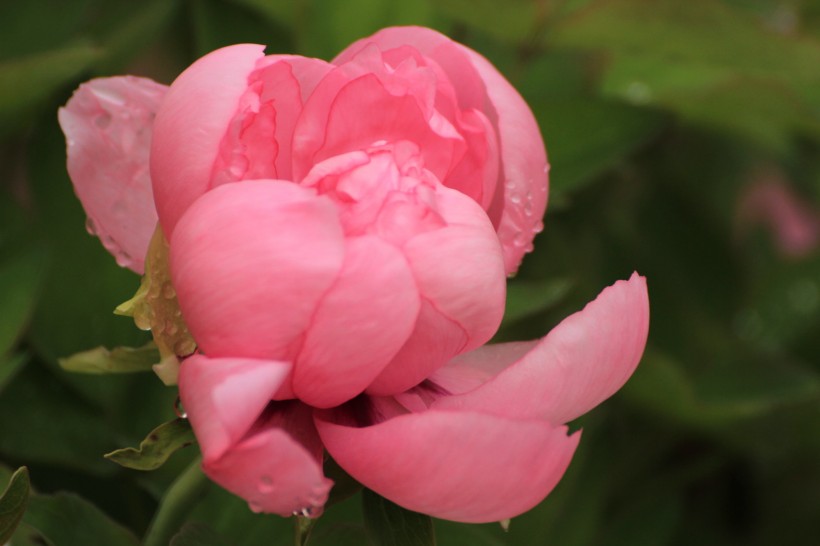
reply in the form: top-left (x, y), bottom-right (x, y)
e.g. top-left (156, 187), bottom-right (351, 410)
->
top-left (58, 76), bottom-right (166, 273)
top-left (205, 402), bottom-right (332, 517)
top-left (293, 236), bottom-right (420, 407)
top-left (179, 355), bottom-right (291, 461)
top-left (433, 273), bottom-right (650, 424)
top-left (151, 44), bottom-right (265, 237)
top-left (316, 409), bottom-right (579, 522)
top-left (170, 181), bottom-right (345, 360)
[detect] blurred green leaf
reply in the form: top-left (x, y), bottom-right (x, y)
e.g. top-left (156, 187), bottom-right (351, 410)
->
top-left (59, 342), bottom-right (160, 375)
top-left (0, 246), bottom-right (48, 357)
top-left (307, 523), bottom-right (369, 546)
top-left (0, 43), bottom-right (101, 134)
top-left (362, 489), bottom-right (435, 546)
top-left (0, 360), bottom-right (117, 475)
top-left (0, 467), bottom-right (30, 543)
top-left (105, 418), bottom-right (196, 471)
top-left (503, 278), bottom-right (571, 325)
top-left (435, 0), bottom-right (542, 44)
top-left (170, 522), bottom-right (233, 546)
top-left (0, 353), bottom-right (27, 393)
top-left (22, 492), bottom-right (139, 546)
top-left (533, 97), bottom-right (665, 195)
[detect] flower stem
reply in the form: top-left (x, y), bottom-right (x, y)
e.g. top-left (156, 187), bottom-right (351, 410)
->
top-left (294, 515), bottom-right (316, 546)
top-left (143, 456), bottom-right (209, 546)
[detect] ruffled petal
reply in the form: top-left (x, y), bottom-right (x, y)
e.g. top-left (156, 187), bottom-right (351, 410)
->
top-left (293, 236), bottom-right (420, 407)
top-left (205, 402), bottom-right (332, 517)
top-left (151, 44), bottom-right (265, 237)
top-left (433, 273), bottom-right (650, 424)
top-left (316, 409), bottom-right (579, 523)
top-left (58, 76), bottom-right (166, 273)
top-left (170, 181), bottom-right (345, 359)
top-left (179, 355), bottom-right (291, 461)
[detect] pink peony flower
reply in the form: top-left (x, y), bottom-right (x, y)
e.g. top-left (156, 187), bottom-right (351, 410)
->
top-left (59, 26), bottom-right (649, 523)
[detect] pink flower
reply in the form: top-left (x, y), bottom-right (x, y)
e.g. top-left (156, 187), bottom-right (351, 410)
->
top-left (59, 26), bottom-right (649, 523)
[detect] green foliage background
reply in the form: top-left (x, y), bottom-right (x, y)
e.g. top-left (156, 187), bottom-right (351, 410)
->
top-left (2, 0), bottom-right (819, 544)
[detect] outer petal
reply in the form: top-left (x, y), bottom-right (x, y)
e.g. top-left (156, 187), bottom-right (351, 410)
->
top-left (205, 402), bottom-right (332, 517)
top-left (433, 273), bottom-right (650, 424)
top-left (151, 44), bottom-right (265, 237)
top-left (293, 236), bottom-right (420, 407)
top-left (316, 409), bottom-right (579, 522)
top-left (170, 181), bottom-right (345, 359)
top-left (460, 45), bottom-right (548, 274)
top-left (58, 76), bottom-right (166, 273)
top-left (179, 355), bottom-right (291, 461)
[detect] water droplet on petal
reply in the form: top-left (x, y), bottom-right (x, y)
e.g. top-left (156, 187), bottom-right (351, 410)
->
top-left (173, 396), bottom-right (187, 419)
top-left (85, 217), bottom-right (97, 236)
top-left (162, 284), bottom-right (176, 299)
top-left (249, 501), bottom-right (263, 513)
top-left (258, 475), bottom-right (275, 494)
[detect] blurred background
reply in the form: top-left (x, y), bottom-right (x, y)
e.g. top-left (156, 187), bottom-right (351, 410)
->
top-left (1, 0), bottom-right (819, 544)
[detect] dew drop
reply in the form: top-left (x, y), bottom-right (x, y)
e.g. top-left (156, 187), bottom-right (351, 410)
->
top-left (513, 232), bottom-right (529, 248)
top-left (85, 217), bottom-right (97, 236)
top-left (173, 396), bottom-right (187, 419)
top-left (258, 475), bottom-right (275, 494)
top-left (533, 221), bottom-right (544, 234)
top-left (162, 284), bottom-right (176, 299)
top-left (510, 194), bottom-right (522, 205)
top-left (249, 501), bottom-right (263, 513)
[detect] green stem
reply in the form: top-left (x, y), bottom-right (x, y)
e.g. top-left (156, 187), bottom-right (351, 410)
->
top-left (143, 456), bottom-right (209, 546)
top-left (294, 515), bottom-right (316, 546)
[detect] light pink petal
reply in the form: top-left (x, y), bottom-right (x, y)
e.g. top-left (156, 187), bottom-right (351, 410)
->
top-left (402, 188), bottom-right (506, 351)
top-left (316, 409), bottom-right (579, 523)
top-left (170, 181), bottom-right (345, 360)
top-left (151, 44), bottom-right (265, 237)
top-left (293, 236), bottom-right (420, 408)
top-left (179, 355), bottom-right (291, 461)
top-left (434, 273), bottom-right (650, 424)
top-left (58, 76), bottom-right (166, 273)
top-left (460, 45), bottom-right (549, 275)
top-left (292, 71), bottom-right (463, 183)
top-left (205, 402), bottom-right (332, 517)
top-left (366, 299), bottom-right (467, 396)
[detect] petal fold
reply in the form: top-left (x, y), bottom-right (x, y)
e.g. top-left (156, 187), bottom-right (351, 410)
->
top-left (433, 273), bottom-right (650, 424)
top-left (170, 181), bottom-right (345, 360)
top-left (179, 355), bottom-right (291, 461)
top-left (204, 402), bottom-right (332, 517)
top-left (293, 235), bottom-right (420, 407)
top-left (316, 409), bottom-right (579, 522)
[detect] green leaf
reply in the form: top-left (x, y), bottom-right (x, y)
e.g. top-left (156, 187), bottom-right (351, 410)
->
top-left (0, 246), bottom-right (48, 357)
top-left (0, 43), bottom-right (101, 133)
top-left (533, 97), bottom-right (665, 195)
top-left (170, 522), bottom-right (233, 546)
top-left (58, 342), bottom-right (160, 375)
top-left (0, 467), bottom-right (30, 543)
top-left (22, 492), bottom-right (139, 546)
top-left (362, 489), bottom-right (436, 546)
top-left (0, 353), bottom-right (27, 393)
top-left (105, 418), bottom-right (196, 471)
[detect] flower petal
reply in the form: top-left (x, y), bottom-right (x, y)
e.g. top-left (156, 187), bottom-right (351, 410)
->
top-left (316, 409), bottom-right (579, 522)
top-left (179, 354), bottom-right (291, 461)
top-left (151, 44), bottom-right (265, 237)
top-left (434, 273), bottom-right (650, 424)
top-left (458, 45), bottom-right (548, 275)
top-left (58, 76), bottom-right (166, 273)
top-left (204, 402), bottom-right (332, 517)
top-left (170, 180), bottom-right (345, 360)
top-left (293, 235), bottom-right (420, 407)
